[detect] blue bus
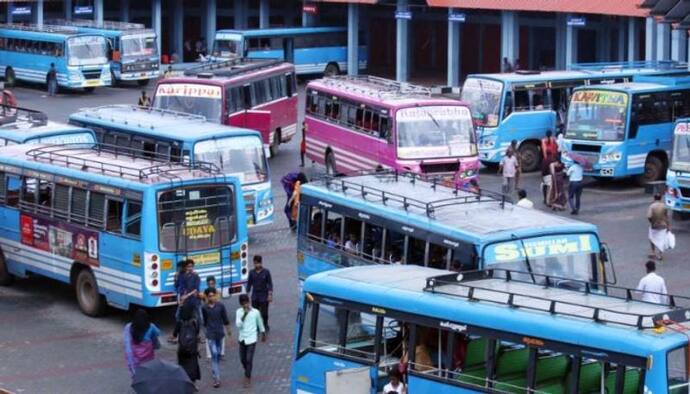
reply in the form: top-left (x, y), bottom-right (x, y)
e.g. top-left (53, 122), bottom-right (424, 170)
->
top-left (69, 105), bottom-right (274, 227)
top-left (292, 265), bottom-right (690, 393)
top-left (0, 105), bottom-right (96, 145)
top-left (461, 62), bottom-right (689, 171)
top-left (563, 75), bottom-right (690, 183)
top-left (0, 143), bottom-right (248, 316)
top-left (49, 19), bottom-right (159, 86)
top-left (0, 23), bottom-right (111, 91)
top-left (212, 27), bottom-right (367, 76)
top-left (296, 172), bottom-right (615, 286)
top-left (665, 118), bottom-right (690, 219)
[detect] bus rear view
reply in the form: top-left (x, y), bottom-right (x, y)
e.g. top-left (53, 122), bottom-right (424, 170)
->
top-left (666, 119), bottom-right (690, 220)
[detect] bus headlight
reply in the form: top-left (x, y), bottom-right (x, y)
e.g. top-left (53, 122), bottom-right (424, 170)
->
top-left (600, 152), bottom-right (622, 163)
top-left (480, 139), bottom-right (496, 149)
top-left (259, 196), bottom-right (272, 207)
top-left (69, 73), bottom-right (82, 82)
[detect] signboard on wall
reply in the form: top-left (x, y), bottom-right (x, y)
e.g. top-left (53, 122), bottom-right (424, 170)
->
top-left (395, 10), bottom-right (412, 20)
top-left (302, 4), bottom-right (318, 15)
top-left (74, 6), bottom-right (94, 15)
top-left (567, 17), bottom-right (586, 27)
top-left (11, 6), bottom-right (32, 16)
top-left (449, 13), bottom-right (466, 23)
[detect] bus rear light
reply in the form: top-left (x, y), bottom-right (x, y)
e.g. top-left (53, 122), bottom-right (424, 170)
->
top-left (151, 271), bottom-right (158, 279)
top-left (241, 268), bottom-right (248, 276)
top-left (241, 243), bottom-right (248, 251)
top-left (151, 255), bottom-right (158, 262)
top-left (241, 251), bottom-right (247, 259)
top-left (151, 263), bottom-right (158, 270)
top-left (152, 279), bottom-right (158, 286)
top-left (242, 259), bottom-right (248, 267)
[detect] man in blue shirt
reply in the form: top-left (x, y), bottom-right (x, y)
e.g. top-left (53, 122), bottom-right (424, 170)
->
top-left (246, 255), bottom-right (273, 332)
top-left (567, 162), bottom-right (584, 215)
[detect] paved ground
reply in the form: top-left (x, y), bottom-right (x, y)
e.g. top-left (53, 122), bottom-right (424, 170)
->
top-left (0, 81), bottom-right (689, 393)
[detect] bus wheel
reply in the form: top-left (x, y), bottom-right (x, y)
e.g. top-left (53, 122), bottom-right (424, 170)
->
top-left (518, 143), bottom-right (540, 172)
top-left (270, 129), bottom-right (281, 156)
top-left (325, 151), bottom-right (337, 176)
top-left (75, 268), bottom-right (106, 317)
top-left (0, 251), bottom-right (14, 286)
top-left (137, 79), bottom-right (149, 87)
top-left (637, 156), bottom-right (664, 185)
top-left (4, 67), bottom-right (15, 88)
top-left (324, 63), bottom-right (340, 77)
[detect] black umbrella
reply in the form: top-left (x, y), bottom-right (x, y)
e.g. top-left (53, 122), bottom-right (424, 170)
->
top-left (132, 359), bottom-right (195, 394)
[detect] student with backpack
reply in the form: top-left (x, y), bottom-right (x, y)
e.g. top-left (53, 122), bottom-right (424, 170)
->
top-left (202, 287), bottom-right (230, 389)
top-left (173, 301), bottom-right (200, 387)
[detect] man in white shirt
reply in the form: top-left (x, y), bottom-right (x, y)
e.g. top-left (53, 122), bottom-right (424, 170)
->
top-left (516, 189), bottom-right (534, 209)
top-left (636, 260), bottom-right (668, 304)
top-left (498, 148), bottom-right (519, 199)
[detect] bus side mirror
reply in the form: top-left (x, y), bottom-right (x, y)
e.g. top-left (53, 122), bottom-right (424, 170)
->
top-left (601, 243), bottom-right (617, 285)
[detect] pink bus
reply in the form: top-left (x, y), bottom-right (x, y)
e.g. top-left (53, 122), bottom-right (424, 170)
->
top-left (152, 58), bottom-right (298, 156)
top-left (305, 76), bottom-right (479, 186)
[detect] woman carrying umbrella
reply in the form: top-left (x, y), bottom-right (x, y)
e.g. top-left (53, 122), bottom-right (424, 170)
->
top-left (124, 309), bottom-right (161, 378)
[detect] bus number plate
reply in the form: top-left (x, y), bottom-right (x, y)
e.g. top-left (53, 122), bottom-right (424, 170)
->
top-left (85, 80), bottom-right (100, 87)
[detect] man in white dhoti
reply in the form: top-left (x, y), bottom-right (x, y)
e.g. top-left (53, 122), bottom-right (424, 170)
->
top-left (647, 193), bottom-right (671, 261)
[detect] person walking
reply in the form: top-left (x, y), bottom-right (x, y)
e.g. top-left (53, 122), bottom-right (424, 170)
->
top-left (636, 260), bottom-right (668, 304)
top-left (169, 260), bottom-right (201, 341)
top-left (281, 172), bottom-right (308, 229)
top-left (498, 148), bottom-right (519, 199)
top-left (137, 90), bottom-right (151, 108)
top-left (541, 130), bottom-right (558, 162)
top-left (202, 287), bottom-right (231, 389)
top-left (46, 63), bottom-right (58, 97)
top-left (236, 294), bottom-right (266, 388)
top-left (123, 309), bottom-right (161, 378)
top-left (548, 158), bottom-right (567, 211)
top-left (509, 140), bottom-right (523, 189)
top-left (300, 122), bottom-right (307, 167)
top-left (288, 173), bottom-right (308, 230)
top-left (566, 161), bottom-right (584, 215)
top-left (540, 153), bottom-right (555, 204)
top-left (201, 276), bottom-right (226, 361)
top-left (173, 301), bottom-right (200, 388)
top-left (647, 193), bottom-right (671, 261)
top-left (246, 255), bottom-right (273, 333)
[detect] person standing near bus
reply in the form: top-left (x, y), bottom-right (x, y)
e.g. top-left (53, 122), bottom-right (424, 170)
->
top-left (236, 294), bottom-right (266, 388)
top-left (647, 193), bottom-right (671, 261)
top-left (509, 140), bottom-right (522, 188)
top-left (123, 309), bottom-right (161, 378)
top-left (169, 260), bottom-right (201, 342)
top-left (246, 255), bottom-right (273, 333)
top-left (636, 260), bottom-right (668, 304)
top-left (566, 161), bottom-right (584, 215)
top-left (47, 63), bottom-right (57, 97)
top-left (138, 90), bottom-right (151, 108)
top-left (203, 287), bottom-right (230, 389)
top-left (498, 148), bottom-right (519, 199)
top-left (541, 130), bottom-right (558, 161)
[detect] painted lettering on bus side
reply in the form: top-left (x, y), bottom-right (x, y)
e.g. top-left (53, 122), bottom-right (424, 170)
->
top-left (490, 235), bottom-right (595, 262)
top-left (318, 201), bottom-right (333, 209)
top-left (439, 321), bottom-right (467, 332)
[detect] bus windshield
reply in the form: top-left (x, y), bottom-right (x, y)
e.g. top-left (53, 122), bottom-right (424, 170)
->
top-left (67, 35), bottom-right (108, 66)
top-left (396, 106), bottom-right (476, 160)
top-left (213, 39), bottom-right (241, 58)
top-left (565, 90), bottom-right (628, 142)
top-left (672, 127), bottom-right (690, 171)
top-left (158, 185), bottom-right (236, 252)
top-left (121, 34), bottom-right (157, 59)
top-left (460, 78), bottom-right (503, 127)
top-left (483, 233), bottom-right (599, 283)
top-left (194, 136), bottom-right (268, 184)
top-left (154, 83), bottom-right (223, 122)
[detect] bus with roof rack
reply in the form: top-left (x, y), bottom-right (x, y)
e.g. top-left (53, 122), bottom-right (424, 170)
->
top-left (664, 118), bottom-right (690, 220)
top-left (462, 61), bottom-right (689, 172)
top-left (0, 143), bottom-right (248, 316)
top-left (211, 27), bottom-right (367, 76)
top-left (0, 23), bottom-right (111, 91)
top-left (69, 105), bottom-right (274, 227)
top-left (48, 19), bottom-right (159, 86)
top-left (296, 171), bottom-right (614, 287)
top-left (152, 57), bottom-right (297, 156)
top-left (292, 264), bottom-right (690, 393)
top-left (0, 105), bottom-right (96, 145)
top-left (305, 75), bottom-right (479, 188)
top-left (563, 74), bottom-right (690, 184)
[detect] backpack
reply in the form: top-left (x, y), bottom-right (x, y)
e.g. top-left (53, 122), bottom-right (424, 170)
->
top-left (178, 319), bottom-right (198, 355)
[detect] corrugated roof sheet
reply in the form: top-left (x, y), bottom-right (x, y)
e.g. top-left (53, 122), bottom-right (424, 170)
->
top-left (425, 0), bottom-right (648, 17)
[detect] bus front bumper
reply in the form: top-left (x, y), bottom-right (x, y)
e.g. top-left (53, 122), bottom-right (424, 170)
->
top-left (119, 70), bottom-right (160, 81)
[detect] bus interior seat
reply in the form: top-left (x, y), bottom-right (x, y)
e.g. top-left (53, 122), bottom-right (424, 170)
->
top-left (494, 354), bottom-right (569, 394)
top-left (604, 367), bottom-right (641, 394)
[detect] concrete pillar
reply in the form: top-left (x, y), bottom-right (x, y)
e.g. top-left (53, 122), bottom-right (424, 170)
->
top-left (555, 14), bottom-right (567, 70)
top-left (174, 0), bottom-right (184, 61)
top-left (259, 0), bottom-right (269, 29)
top-left (206, 0), bottom-right (217, 51)
top-left (152, 0), bottom-right (162, 56)
top-left (645, 17), bottom-right (657, 61)
top-left (628, 17), bottom-right (639, 62)
top-left (565, 14), bottom-right (579, 68)
top-left (35, 0), bottom-right (44, 27)
top-left (94, 0), bottom-right (103, 25)
top-left (395, 0), bottom-right (409, 82)
top-left (672, 29), bottom-right (687, 62)
top-left (500, 11), bottom-right (519, 68)
top-left (598, 25), bottom-right (611, 62)
top-left (64, 0), bottom-right (72, 21)
top-left (121, 0), bottom-right (130, 22)
top-left (234, 0), bottom-right (246, 30)
top-left (657, 22), bottom-right (671, 61)
top-left (347, 3), bottom-right (359, 76)
top-left (6, 3), bottom-right (12, 24)
top-left (617, 19), bottom-right (626, 61)
top-left (447, 8), bottom-right (461, 86)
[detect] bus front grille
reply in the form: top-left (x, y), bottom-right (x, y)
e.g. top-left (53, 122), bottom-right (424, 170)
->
top-left (680, 187), bottom-right (690, 198)
top-left (82, 70), bottom-right (102, 80)
top-left (420, 162), bottom-right (460, 174)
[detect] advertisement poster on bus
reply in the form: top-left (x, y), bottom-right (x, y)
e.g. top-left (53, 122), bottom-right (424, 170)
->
top-left (20, 214), bottom-right (99, 267)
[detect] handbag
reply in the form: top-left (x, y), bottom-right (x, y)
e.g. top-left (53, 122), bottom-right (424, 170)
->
top-left (665, 231), bottom-right (676, 251)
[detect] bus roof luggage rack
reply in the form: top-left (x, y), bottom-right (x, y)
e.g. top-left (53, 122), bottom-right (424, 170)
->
top-left (47, 19), bottom-right (148, 32)
top-left (0, 105), bottom-right (48, 128)
top-left (183, 58), bottom-right (284, 78)
top-left (0, 23), bottom-right (78, 35)
top-left (319, 169), bottom-right (506, 218)
top-left (26, 143), bottom-right (221, 181)
top-left (569, 60), bottom-right (689, 72)
top-left (320, 75), bottom-right (433, 99)
top-left (77, 104), bottom-right (207, 129)
top-left (424, 268), bottom-right (690, 329)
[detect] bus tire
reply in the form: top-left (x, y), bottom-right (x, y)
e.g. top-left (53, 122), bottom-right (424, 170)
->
top-left (5, 67), bottom-right (15, 88)
top-left (75, 268), bottom-right (106, 317)
top-left (518, 143), bottom-right (540, 172)
top-left (324, 63), bottom-right (340, 77)
top-left (270, 129), bottom-right (281, 156)
top-left (0, 251), bottom-right (14, 286)
top-left (325, 151), bottom-right (337, 176)
top-left (137, 79), bottom-right (149, 87)
top-left (637, 155), bottom-right (665, 185)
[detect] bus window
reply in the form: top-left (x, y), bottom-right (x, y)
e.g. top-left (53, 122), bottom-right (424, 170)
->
top-left (0, 173), bottom-right (5, 202)
top-left (428, 243), bottom-right (450, 269)
top-left (343, 311), bottom-right (378, 360)
top-left (412, 325), bottom-right (443, 373)
top-left (668, 346), bottom-right (688, 393)
top-left (503, 92), bottom-right (513, 118)
top-left (106, 199), bottom-right (124, 234)
top-left (6, 176), bottom-right (20, 207)
top-left (20, 177), bottom-right (37, 208)
top-left (71, 188), bottom-right (87, 225)
top-left (514, 90), bottom-right (530, 112)
top-left (156, 143), bottom-right (171, 158)
top-left (88, 192), bottom-right (106, 229)
top-left (37, 181), bottom-right (51, 210)
top-left (125, 201), bottom-right (142, 238)
top-left (325, 210), bottom-right (343, 247)
top-left (379, 116), bottom-right (390, 140)
top-left (308, 206), bottom-right (325, 241)
top-left (384, 229), bottom-right (405, 264)
top-left (52, 184), bottom-right (69, 219)
top-left (343, 217), bottom-right (363, 255)
top-left (362, 223), bottom-right (383, 261)
top-left (406, 237), bottom-right (425, 266)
